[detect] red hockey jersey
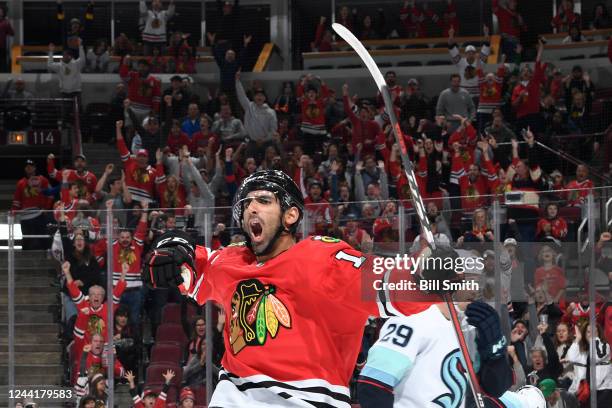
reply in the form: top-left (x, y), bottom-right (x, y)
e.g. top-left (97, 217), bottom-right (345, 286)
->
top-left (109, 219), bottom-right (147, 287)
top-left (297, 83), bottom-right (329, 135)
top-left (536, 217), bottom-right (568, 240)
top-left (511, 61), bottom-right (545, 119)
top-left (564, 179), bottom-right (594, 206)
top-left (119, 61), bottom-right (161, 113)
top-left (451, 155), bottom-right (499, 211)
top-left (69, 279), bottom-right (126, 343)
top-left (117, 137), bottom-right (157, 203)
top-left (477, 65), bottom-right (506, 114)
top-left (12, 176), bottom-right (52, 219)
top-left (343, 95), bottom-right (381, 157)
top-left (166, 130), bottom-right (191, 155)
top-left (179, 237), bottom-right (436, 407)
top-left (190, 131), bottom-right (220, 155)
top-left (47, 157), bottom-right (97, 198)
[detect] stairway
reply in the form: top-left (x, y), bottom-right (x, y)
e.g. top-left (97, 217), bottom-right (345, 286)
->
top-left (82, 142), bottom-right (125, 181)
top-left (0, 250), bottom-right (64, 406)
top-left (0, 181), bottom-right (17, 211)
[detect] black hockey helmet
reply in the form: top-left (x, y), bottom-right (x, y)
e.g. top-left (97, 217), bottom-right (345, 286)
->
top-left (232, 170), bottom-right (304, 234)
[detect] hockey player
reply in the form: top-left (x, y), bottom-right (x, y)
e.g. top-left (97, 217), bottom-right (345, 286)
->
top-left (143, 169), bottom-right (448, 407)
top-left (357, 293), bottom-right (546, 408)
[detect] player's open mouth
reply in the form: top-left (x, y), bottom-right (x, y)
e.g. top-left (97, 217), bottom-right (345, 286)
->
top-left (249, 219), bottom-right (263, 241)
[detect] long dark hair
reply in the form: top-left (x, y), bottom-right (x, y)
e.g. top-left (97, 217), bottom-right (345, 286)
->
top-left (72, 233), bottom-right (94, 266)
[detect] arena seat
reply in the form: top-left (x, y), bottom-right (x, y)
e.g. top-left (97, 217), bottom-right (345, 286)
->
top-left (156, 323), bottom-right (188, 348)
top-left (161, 303), bottom-right (183, 324)
top-left (146, 362), bottom-right (183, 389)
top-left (191, 384), bottom-right (207, 405)
top-left (150, 343), bottom-right (183, 365)
top-left (397, 61), bottom-right (422, 67)
top-left (426, 60), bottom-right (452, 66)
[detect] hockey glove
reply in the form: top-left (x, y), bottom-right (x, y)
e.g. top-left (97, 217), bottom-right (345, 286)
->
top-left (143, 231), bottom-right (196, 291)
top-left (465, 301), bottom-right (507, 361)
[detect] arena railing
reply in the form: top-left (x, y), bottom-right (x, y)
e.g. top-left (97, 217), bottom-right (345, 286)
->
top-left (3, 189), bottom-right (610, 405)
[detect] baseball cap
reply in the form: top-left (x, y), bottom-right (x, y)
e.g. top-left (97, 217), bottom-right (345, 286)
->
top-left (465, 45), bottom-right (477, 53)
top-left (75, 154), bottom-right (87, 161)
top-left (25, 159), bottom-right (35, 166)
top-left (550, 169), bottom-right (562, 178)
top-left (170, 75), bottom-right (183, 82)
top-left (407, 78), bottom-right (419, 86)
top-left (70, 18), bottom-right (81, 26)
top-left (136, 149), bottom-right (149, 157)
top-left (503, 238), bottom-right (518, 247)
top-left (539, 378), bottom-right (556, 398)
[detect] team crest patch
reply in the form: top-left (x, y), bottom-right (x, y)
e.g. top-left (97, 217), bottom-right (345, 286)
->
top-left (229, 279), bottom-right (291, 355)
top-left (311, 235), bottom-right (341, 243)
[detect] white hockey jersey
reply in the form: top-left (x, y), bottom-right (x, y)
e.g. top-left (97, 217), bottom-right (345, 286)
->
top-left (361, 304), bottom-right (546, 408)
top-left (360, 305), bottom-right (478, 408)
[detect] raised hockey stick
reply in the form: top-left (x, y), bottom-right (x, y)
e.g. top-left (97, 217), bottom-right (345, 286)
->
top-left (331, 23), bottom-right (485, 408)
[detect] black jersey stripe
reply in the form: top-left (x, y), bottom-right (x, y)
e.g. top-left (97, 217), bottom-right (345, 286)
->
top-left (218, 372), bottom-right (351, 404)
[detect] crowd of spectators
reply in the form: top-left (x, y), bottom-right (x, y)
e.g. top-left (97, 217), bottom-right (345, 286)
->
top-left (5, 1), bottom-right (612, 407)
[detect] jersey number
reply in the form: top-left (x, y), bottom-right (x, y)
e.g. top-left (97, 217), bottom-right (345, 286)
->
top-left (335, 250), bottom-right (365, 268)
top-left (380, 323), bottom-right (413, 347)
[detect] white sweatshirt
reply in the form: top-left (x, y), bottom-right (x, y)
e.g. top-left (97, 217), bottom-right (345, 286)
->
top-left (47, 46), bottom-right (85, 93)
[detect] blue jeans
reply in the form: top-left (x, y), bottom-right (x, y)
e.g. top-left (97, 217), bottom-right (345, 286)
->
top-left (120, 287), bottom-right (144, 327)
top-left (62, 292), bottom-right (77, 323)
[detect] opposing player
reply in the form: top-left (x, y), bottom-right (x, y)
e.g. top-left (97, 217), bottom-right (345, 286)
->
top-left (357, 297), bottom-right (546, 408)
top-left (143, 169), bottom-right (449, 407)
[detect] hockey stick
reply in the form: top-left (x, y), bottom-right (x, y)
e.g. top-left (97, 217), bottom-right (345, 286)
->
top-left (332, 23), bottom-right (485, 408)
top-left (331, 23), bottom-right (435, 251)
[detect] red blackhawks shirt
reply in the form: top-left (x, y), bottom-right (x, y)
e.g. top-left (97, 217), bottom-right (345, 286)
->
top-left (564, 179), bottom-right (594, 206)
top-left (511, 61), bottom-right (546, 119)
top-left (47, 157), bottom-right (97, 199)
top-left (68, 279), bottom-right (126, 383)
top-left (90, 219), bottom-right (147, 286)
top-left (117, 137), bottom-right (157, 202)
top-left (174, 237), bottom-right (437, 407)
top-left (12, 175), bottom-right (52, 219)
top-left (450, 155), bottom-right (499, 211)
top-left (536, 216), bottom-right (568, 239)
top-left (119, 62), bottom-right (161, 113)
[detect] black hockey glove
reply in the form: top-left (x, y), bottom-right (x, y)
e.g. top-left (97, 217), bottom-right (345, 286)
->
top-left (465, 301), bottom-right (507, 362)
top-left (143, 231), bottom-right (196, 290)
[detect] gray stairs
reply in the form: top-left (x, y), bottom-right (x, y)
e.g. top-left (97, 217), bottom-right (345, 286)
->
top-left (0, 181), bottom-right (17, 211)
top-left (0, 250), bottom-right (64, 405)
top-left (82, 142), bottom-right (124, 181)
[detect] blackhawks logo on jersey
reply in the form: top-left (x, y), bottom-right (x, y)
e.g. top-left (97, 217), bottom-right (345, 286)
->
top-left (229, 279), bottom-right (291, 355)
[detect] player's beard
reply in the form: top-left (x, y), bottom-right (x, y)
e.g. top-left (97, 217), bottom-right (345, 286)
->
top-left (244, 214), bottom-right (281, 256)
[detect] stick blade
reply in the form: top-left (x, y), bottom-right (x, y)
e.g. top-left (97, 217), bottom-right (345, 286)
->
top-left (331, 23), bottom-right (386, 90)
